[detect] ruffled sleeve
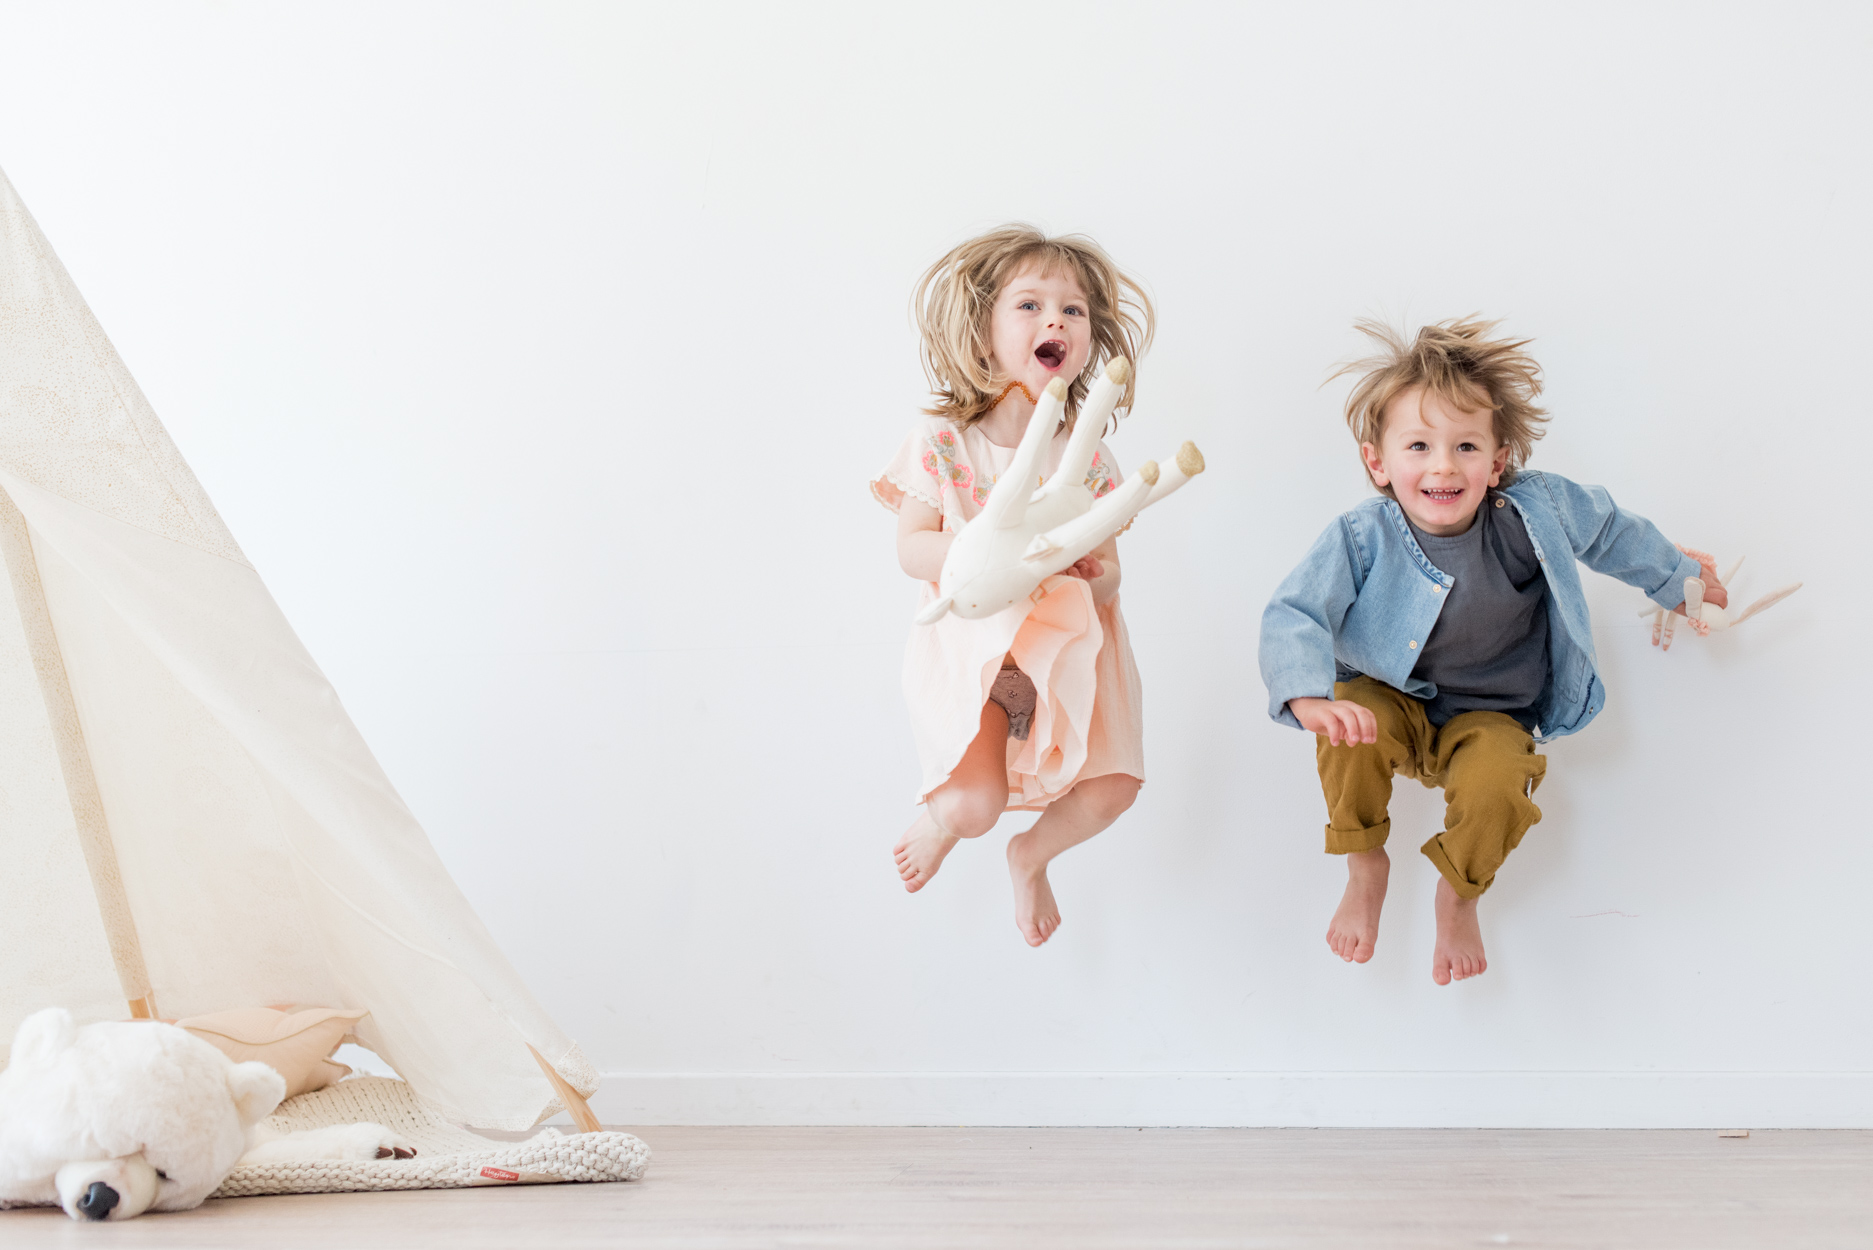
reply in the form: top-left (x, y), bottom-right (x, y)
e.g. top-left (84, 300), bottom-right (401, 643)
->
top-left (871, 421), bottom-right (947, 514)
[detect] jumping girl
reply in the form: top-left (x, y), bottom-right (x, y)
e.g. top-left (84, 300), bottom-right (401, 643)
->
top-left (871, 225), bottom-right (1154, 947)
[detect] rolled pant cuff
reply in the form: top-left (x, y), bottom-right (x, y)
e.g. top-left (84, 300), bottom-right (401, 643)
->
top-left (1420, 835), bottom-right (1489, 899)
top-left (1325, 819), bottom-right (1390, 855)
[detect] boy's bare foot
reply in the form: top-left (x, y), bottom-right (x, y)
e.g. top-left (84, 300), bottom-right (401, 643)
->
top-left (893, 812), bottom-right (958, 892)
top-left (1005, 831), bottom-right (1060, 946)
top-left (1326, 846), bottom-right (1389, 963)
top-left (1432, 876), bottom-right (1487, 984)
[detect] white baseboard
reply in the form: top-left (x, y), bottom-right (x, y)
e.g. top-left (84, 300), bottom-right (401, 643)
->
top-left (577, 1071), bottom-right (1873, 1128)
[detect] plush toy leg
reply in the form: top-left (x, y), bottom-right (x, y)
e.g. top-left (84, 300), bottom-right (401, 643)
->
top-left (1142, 441), bottom-right (1206, 508)
top-left (529, 1044), bottom-right (602, 1133)
top-left (1023, 460), bottom-right (1159, 565)
top-left (979, 379), bottom-right (1067, 533)
top-left (1044, 358), bottom-right (1130, 499)
top-left (1730, 582), bottom-right (1803, 627)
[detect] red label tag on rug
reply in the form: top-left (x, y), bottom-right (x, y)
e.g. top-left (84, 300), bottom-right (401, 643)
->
top-left (479, 1167), bottom-right (520, 1182)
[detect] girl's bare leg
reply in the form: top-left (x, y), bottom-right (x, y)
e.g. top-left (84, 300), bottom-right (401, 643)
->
top-left (893, 700), bottom-right (1011, 892)
top-left (1005, 773), bottom-right (1140, 946)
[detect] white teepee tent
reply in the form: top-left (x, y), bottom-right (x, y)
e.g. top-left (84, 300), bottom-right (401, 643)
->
top-left (0, 165), bottom-right (599, 1131)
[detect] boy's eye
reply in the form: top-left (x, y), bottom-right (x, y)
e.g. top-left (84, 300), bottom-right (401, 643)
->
top-left (1407, 441), bottom-right (1428, 451)
top-left (1018, 300), bottom-right (1040, 311)
top-left (1458, 442), bottom-right (1478, 452)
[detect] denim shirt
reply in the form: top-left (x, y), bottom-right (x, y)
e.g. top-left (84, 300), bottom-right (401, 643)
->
top-left (1259, 471), bottom-right (1702, 743)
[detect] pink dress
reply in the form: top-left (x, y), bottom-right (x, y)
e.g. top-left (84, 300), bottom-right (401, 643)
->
top-left (872, 416), bottom-right (1147, 811)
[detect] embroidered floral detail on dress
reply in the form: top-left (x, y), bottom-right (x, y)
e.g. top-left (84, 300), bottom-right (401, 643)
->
top-left (1085, 450), bottom-right (1117, 499)
top-left (924, 429), bottom-right (979, 500)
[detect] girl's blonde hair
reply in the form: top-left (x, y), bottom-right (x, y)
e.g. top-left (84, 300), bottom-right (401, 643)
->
top-left (913, 224), bottom-right (1153, 430)
top-left (1331, 316), bottom-right (1549, 496)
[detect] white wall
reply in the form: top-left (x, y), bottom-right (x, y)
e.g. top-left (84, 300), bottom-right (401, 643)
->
top-left (1, 1), bottom-right (1865, 1126)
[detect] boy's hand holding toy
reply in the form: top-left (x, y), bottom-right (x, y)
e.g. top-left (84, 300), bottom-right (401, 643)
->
top-left (1643, 546), bottom-right (1800, 650)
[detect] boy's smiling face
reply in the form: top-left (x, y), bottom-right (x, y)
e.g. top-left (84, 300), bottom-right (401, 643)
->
top-left (1362, 385), bottom-right (1511, 536)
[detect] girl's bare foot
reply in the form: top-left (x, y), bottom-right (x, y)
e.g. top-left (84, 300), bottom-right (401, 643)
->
top-left (1005, 831), bottom-right (1060, 946)
top-left (1431, 876), bottom-right (1487, 984)
top-left (1326, 846), bottom-right (1389, 963)
top-left (893, 812), bottom-right (958, 892)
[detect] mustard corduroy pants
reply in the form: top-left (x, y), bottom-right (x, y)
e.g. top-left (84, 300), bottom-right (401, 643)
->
top-left (1315, 676), bottom-right (1547, 899)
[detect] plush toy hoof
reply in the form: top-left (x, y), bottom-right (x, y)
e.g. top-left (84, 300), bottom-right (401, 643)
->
top-left (1136, 460), bottom-right (1160, 486)
top-left (1176, 441), bottom-right (1205, 476)
top-left (1105, 356), bottom-right (1130, 385)
top-left (78, 1182), bottom-right (119, 1220)
top-left (1045, 377), bottom-right (1069, 400)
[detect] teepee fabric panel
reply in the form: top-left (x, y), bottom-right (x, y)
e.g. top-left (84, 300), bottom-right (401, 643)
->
top-left (0, 166), bottom-right (597, 1129)
top-left (0, 174), bottom-right (242, 564)
top-left (0, 497), bottom-right (125, 1037)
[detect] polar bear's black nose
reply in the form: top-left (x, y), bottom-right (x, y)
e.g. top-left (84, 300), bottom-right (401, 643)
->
top-left (78, 1181), bottom-right (119, 1220)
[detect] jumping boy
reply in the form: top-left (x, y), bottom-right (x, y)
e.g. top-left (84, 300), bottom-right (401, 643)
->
top-left (1259, 317), bottom-right (1724, 985)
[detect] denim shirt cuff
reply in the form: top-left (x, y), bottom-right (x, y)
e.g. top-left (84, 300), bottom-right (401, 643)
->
top-left (1648, 551), bottom-right (1706, 610)
top-left (1267, 669), bottom-right (1334, 730)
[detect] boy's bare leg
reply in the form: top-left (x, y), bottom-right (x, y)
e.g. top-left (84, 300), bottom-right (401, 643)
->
top-left (1431, 876), bottom-right (1487, 984)
top-left (1005, 773), bottom-right (1139, 946)
top-left (894, 701), bottom-right (1011, 891)
top-left (1326, 846), bottom-right (1390, 963)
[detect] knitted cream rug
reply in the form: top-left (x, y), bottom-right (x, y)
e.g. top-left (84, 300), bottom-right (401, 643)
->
top-left (213, 1077), bottom-right (650, 1197)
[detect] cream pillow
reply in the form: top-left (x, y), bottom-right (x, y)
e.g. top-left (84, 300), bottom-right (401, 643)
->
top-left (173, 1007), bottom-right (369, 1099)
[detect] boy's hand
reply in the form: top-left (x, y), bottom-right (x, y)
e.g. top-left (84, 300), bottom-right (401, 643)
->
top-left (1675, 546), bottom-right (1729, 611)
top-left (1289, 696), bottom-right (1378, 746)
top-left (1655, 546), bottom-right (1731, 645)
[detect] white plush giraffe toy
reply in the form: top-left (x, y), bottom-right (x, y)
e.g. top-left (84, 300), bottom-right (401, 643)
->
top-left (1638, 550), bottom-right (1802, 649)
top-left (915, 358), bottom-right (1204, 624)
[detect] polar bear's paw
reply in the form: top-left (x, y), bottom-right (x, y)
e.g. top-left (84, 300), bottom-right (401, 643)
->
top-left (241, 1121), bottom-right (418, 1164)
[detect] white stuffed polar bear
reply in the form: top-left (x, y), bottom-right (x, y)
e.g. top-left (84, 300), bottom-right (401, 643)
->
top-left (0, 1008), bottom-right (415, 1221)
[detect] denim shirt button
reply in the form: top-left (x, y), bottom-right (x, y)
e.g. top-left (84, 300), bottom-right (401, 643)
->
top-left (1408, 640), bottom-right (1418, 649)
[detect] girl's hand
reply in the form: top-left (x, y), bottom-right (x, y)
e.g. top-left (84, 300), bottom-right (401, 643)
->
top-left (1289, 696), bottom-right (1378, 746)
top-left (1063, 555), bottom-right (1104, 582)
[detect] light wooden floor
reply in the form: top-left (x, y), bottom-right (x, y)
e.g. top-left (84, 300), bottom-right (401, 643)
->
top-left (4, 1126), bottom-right (1871, 1248)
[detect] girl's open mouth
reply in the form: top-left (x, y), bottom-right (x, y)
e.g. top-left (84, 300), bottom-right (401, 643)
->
top-left (1034, 340), bottom-right (1066, 369)
top-left (1422, 487), bottom-right (1463, 504)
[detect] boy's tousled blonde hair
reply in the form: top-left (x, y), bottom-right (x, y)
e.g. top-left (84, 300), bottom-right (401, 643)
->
top-left (1332, 316), bottom-right (1549, 496)
top-left (913, 224), bottom-right (1153, 430)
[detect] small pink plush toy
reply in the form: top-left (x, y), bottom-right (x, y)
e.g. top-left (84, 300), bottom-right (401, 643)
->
top-left (1640, 547), bottom-right (1802, 650)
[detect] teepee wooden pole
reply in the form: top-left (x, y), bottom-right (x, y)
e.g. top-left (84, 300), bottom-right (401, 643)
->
top-left (528, 1044), bottom-right (603, 1133)
top-left (0, 491), bottom-right (156, 1020)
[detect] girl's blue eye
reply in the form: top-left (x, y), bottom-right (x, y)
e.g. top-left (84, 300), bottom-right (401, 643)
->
top-left (1018, 300), bottom-right (1039, 311)
top-left (1065, 306), bottom-right (1085, 316)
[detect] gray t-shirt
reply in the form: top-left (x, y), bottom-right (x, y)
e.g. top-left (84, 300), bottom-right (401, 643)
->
top-left (1406, 495), bottom-right (1550, 729)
